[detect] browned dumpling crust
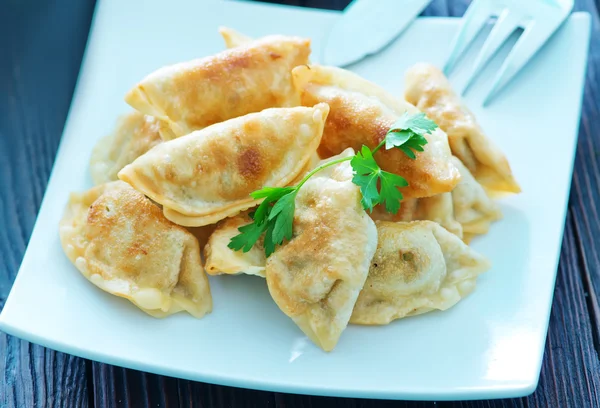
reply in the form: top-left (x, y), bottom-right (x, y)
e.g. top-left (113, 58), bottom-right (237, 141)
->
top-left (203, 149), bottom-right (350, 280)
top-left (370, 157), bottom-right (502, 242)
top-left (126, 35), bottom-right (311, 139)
top-left (350, 221), bottom-right (490, 325)
top-left (370, 193), bottom-right (463, 239)
top-left (265, 153), bottom-right (378, 351)
top-left (118, 104), bottom-right (330, 227)
top-left (89, 111), bottom-right (162, 185)
top-left (204, 211), bottom-right (266, 278)
top-left (415, 193), bottom-right (463, 238)
top-left (369, 198), bottom-right (419, 223)
top-left (292, 64), bottom-right (461, 199)
top-left (59, 181), bottom-right (212, 318)
top-left (405, 63), bottom-right (521, 195)
top-left (450, 156), bottom-right (502, 240)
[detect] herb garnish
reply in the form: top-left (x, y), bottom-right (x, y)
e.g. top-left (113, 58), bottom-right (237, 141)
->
top-left (228, 112), bottom-right (438, 256)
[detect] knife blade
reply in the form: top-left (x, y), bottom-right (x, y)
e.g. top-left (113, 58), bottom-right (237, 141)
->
top-left (322, 0), bottom-right (434, 67)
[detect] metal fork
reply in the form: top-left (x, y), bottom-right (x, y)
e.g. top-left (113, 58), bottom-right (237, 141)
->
top-left (443, 0), bottom-right (574, 105)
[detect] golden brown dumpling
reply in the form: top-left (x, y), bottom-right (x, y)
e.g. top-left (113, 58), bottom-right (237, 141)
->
top-left (203, 149), bottom-right (351, 279)
top-left (89, 112), bottom-right (162, 185)
top-left (289, 151), bottom-right (321, 185)
top-left (350, 221), bottom-right (490, 325)
top-left (369, 199), bottom-right (418, 222)
top-left (450, 156), bottom-right (502, 241)
top-left (58, 181), bottom-right (212, 318)
top-left (204, 212), bottom-right (266, 277)
top-left (415, 193), bottom-right (463, 238)
top-left (126, 35), bottom-right (311, 139)
top-left (266, 153), bottom-right (378, 351)
top-left (370, 157), bottom-right (501, 241)
top-left (292, 64), bottom-right (460, 199)
top-left (118, 104), bottom-right (330, 227)
top-left (370, 194), bottom-right (463, 238)
top-left (404, 63), bottom-right (521, 195)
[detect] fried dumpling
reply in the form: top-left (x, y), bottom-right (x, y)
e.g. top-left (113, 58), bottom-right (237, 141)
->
top-left (404, 63), bottom-right (521, 195)
top-left (89, 112), bottom-right (162, 185)
top-left (203, 149), bottom-right (351, 279)
top-left (266, 154), bottom-right (378, 351)
top-left (369, 157), bottom-right (501, 241)
top-left (204, 211), bottom-right (266, 277)
top-left (202, 152), bottom-right (320, 276)
top-left (58, 181), bottom-right (212, 318)
top-left (126, 35), bottom-right (311, 139)
top-left (370, 194), bottom-right (463, 238)
top-left (118, 104), bottom-right (330, 227)
top-left (292, 64), bottom-right (460, 199)
top-left (289, 151), bottom-right (321, 185)
top-left (350, 221), bottom-right (490, 325)
top-left (219, 26), bottom-right (253, 48)
top-left (369, 198), bottom-right (418, 222)
top-left (450, 156), bottom-right (502, 241)
top-left (415, 193), bottom-right (463, 238)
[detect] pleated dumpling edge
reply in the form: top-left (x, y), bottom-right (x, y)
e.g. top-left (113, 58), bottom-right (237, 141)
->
top-left (58, 181), bottom-right (213, 318)
top-left (265, 156), bottom-right (378, 352)
top-left (125, 34), bottom-right (311, 140)
top-left (118, 104), bottom-right (330, 227)
top-left (292, 64), bottom-right (461, 199)
top-left (350, 220), bottom-right (490, 325)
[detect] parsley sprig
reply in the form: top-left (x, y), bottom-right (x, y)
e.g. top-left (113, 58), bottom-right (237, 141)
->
top-left (228, 112), bottom-right (438, 257)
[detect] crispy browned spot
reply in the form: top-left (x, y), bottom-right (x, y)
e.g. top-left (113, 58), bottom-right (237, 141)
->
top-left (226, 52), bottom-right (252, 69)
top-left (269, 52), bottom-right (282, 60)
top-left (237, 147), bottom-right (263, 179)
top-left (127, 241), bottom-right (149, 256)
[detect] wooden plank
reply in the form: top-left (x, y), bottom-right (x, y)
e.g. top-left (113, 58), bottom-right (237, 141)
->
top-left (570, 0), bottom-right (600, 361)
top-left (0, 0), bottom-right (96, 407)
top-left (528, 213), bottom-right (600, 408)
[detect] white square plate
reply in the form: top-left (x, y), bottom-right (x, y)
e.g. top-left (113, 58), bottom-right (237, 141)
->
top-left (0, 0), bottom-right (591, 401)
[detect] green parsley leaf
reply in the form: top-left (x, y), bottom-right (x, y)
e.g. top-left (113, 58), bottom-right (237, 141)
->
top-left (384, 112), bottom-right (436, 159)
top-left (350, 145), bottom-right (409, 214)
top-left (351, 145), bottom-right (379, 173)
top-left (251, 186), bottom-right (295, 224)
top-left (229, 112), bottom-right (435, 257)
top-left (389, 112), bottom-right (438, 135)
top-left (264, 221), bottom-right (276, 257)
top-left (227, 221), bottom-right (268, 253)
top-left (268, 190), bottom-right (296, 221)
top-left (250, 186), bottom-right (295, 200)
top-left (399, 133), bottom-right (428, 159)
top-left (270, 191), bottom-right (296, 245)
top-left (252, 199), bottom-right (273, 225)
top-left (351, 145), bottom-right (381, 212)
top-left (378, 171), bottom-right (408, 214)
top-left (385, 129), bottom-right (413, 150)
top-left (352, 172), bottom-right (379, 212)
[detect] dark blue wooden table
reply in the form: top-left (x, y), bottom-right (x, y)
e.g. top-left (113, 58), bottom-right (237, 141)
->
top-left (1, 0), bottom-right (599, 406)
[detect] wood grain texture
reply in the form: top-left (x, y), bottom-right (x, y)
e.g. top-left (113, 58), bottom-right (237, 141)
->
top-left (571, 0), bottom-right (600, 361)
top-left (0, 0), bottom-right (96, 407)
top-left (1, 0), bottom-right (599, 407)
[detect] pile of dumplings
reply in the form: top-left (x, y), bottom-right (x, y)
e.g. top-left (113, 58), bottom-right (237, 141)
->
top-left (59, 27), bottom-right (520, 352)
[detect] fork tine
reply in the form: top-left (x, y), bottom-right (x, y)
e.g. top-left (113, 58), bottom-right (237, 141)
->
top-left (482, 15), bottom-right (570, 106)
top-left (443, 0), bottom-right (493, 75)
top-left (461, 8), bottom-right (525, 95)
